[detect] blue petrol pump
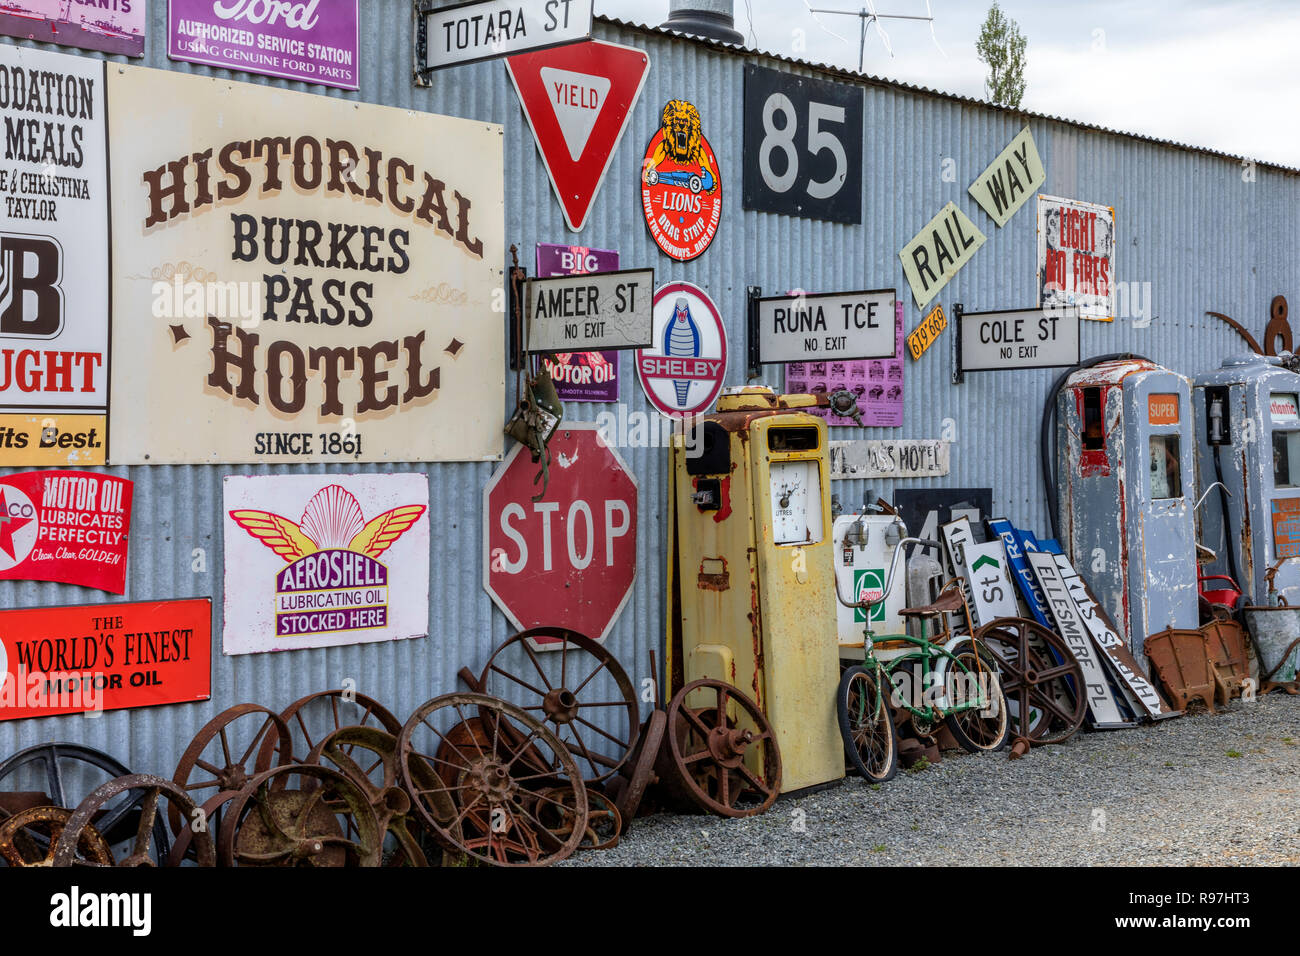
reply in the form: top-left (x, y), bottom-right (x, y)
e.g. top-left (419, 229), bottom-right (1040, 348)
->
top-left (1194, 354), bottom-right (1300, 607)
top-left (1055, 360), bottom-right (1199, 670)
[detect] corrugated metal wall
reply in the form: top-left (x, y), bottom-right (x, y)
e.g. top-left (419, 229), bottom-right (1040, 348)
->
top-left (2, 3), bottom-right (1297, 777)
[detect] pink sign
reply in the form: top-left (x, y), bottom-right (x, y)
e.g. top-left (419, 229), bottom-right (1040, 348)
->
top-left (169, 0), bottom-right (359, 90)
top-left (0, 0), bottom-right (144, 57)
top-left (785, 301), bottom-right (905, 427)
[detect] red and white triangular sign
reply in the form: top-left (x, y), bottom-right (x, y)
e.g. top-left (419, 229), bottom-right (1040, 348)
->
top-left (506, 40), bottom-right (650, 232)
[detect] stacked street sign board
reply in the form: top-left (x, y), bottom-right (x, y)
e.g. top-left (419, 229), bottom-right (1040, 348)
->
top-left (939, 516), bottom-right (1180, 728)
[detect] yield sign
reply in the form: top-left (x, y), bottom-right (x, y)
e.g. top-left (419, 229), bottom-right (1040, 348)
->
top-left (506, 40), bottom-right (650, 232)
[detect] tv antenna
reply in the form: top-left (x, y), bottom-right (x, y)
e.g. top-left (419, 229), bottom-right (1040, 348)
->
top-left (806, 1), bottom-right (944, 72)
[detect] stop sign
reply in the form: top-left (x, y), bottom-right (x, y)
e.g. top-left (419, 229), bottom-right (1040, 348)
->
top-left (484, 423), bottom-right (638, 646)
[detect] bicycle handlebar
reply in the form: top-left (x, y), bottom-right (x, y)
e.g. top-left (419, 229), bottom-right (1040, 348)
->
top-left (833, 535), bottom-right (943, 611)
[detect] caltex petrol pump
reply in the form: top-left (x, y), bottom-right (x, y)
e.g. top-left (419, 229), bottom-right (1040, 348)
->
top-left (666, 386), bottom-right (844, 793)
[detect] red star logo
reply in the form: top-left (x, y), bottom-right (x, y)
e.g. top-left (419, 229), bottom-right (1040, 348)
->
top-left (0, 489), bottom-right (33, 561)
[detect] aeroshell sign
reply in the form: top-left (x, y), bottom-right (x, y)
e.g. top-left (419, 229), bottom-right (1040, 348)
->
top-left (960, 307), bottom-right (1081, 373)
top-left (756, 290), bottom-right (896, 364)
top-left (223, 474), bottom-right (430, 655)
top-left (526, 268), bottom-right (654, 352)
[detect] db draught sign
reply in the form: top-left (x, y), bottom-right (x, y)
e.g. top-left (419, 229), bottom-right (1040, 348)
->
top-left (507, 41), bottom-right (650, 232)
top-left (636, 282), bottom-right (727, 419)
top-left (641, 100), bottom-right (722, 261)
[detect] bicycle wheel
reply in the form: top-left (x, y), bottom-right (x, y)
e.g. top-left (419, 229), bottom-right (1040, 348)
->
top-left (943, 640), bottom-right (1010, 753)
top-left (836, 665), bottom-right (899, 783)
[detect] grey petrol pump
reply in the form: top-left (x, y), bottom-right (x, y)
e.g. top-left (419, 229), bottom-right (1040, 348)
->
top-left (1056, 359), bottom-right (1199, 669)
top-left (1194, 354), bottom-right (1300, 606)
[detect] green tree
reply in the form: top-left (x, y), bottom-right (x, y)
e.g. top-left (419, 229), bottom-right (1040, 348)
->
top-left (975, 3), bottom-right (1027, 108)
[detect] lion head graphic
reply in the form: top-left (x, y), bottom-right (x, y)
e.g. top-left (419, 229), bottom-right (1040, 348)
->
top-left (644, 99), bottom-right (718, 194)
top-left (661, 99), bottom-right (703, 164)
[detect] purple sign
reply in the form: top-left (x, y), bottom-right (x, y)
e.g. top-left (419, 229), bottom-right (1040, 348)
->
top-left (0, 0), bottom-right (145, 57)
top-left (536, 243), bottom-right (621, 404)
top-left (785, 300), bottom-right (905, 427)
top-left (169, 0), bottom-right (359, 91)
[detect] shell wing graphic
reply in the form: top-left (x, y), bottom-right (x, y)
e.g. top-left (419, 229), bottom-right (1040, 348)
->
top-left (349, 505), bottom-right (427, 559)
top-left (229, 510), bottom-right (318, 562)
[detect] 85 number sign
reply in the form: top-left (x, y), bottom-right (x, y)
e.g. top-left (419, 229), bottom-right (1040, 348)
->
top-left (743, 65), bottom-right (863, 224)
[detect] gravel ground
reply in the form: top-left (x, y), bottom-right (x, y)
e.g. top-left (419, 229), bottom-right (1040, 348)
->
top-left (569, 694), bottom-right (1300, 866)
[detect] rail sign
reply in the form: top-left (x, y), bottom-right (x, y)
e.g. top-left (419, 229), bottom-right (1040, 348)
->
top-left (526, 269), bottom-right (654, 352)
top-left (755, 290), bottom-right (895, 364)
top-left (420, 0), bottom-right (593, 71)
top-left (959, 306), bottom-right (1080, 373)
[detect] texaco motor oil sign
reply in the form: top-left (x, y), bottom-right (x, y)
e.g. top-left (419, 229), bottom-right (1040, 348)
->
top-left (223, 474), bottom-right (430, 656)
top-left (107, 65), bottom-right (504, 464)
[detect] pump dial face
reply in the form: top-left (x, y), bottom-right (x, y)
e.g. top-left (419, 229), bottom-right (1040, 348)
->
top-left (770, 460), bottom-right (823, 545)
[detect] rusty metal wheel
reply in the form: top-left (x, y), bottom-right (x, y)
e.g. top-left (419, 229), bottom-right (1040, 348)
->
top-left (1, 807), bottom-right (112, 868)
top-left (218, 764), bottom-right (382, 867)
top-left (609, 709), bottom-right (666, 832)
top-left (259, 689), bottom-right (403, 770)
top-left (975, 617), bottom-right (1087, 746)
top-left (534, 786), bottom-right (621, 851)
top-left (398, 692), bottom-right (588, 867)
top-left (55, 775), bottom-right (212, 868)
top-left (656, 680), bottom-right (781, 818)
top-left (166, 791), bottom-right (235, 867)
top-left (307, 726), bottom-right (434, 867)
top-left (476, 627), bottom-right (639, 785)
top-left (171, 703), bottom-right (293, 835)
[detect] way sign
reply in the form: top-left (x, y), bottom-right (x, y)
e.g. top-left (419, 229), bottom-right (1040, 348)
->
top-left (421, 0), bottom-right (593, 71)
top-left (754, 289), bottom-right (895, 365)
top-left (484, 423), bottom-right (637, 646)
top-left (959, 306), bottom-right (1081, 374)
top-left (507, 40), bottom-right (651, 231)
top-left (526, 268), bottom-right (654, 352)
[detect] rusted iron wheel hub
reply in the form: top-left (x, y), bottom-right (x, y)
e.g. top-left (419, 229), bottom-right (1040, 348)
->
top-left (706, 722), bottom-right (753, 768)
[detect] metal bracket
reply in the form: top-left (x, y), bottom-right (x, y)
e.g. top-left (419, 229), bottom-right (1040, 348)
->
top-left (412, 1), bottom-right (432, 87)
top-left (508, 247), bottom-right (528, 371)
top-left (746, 285), bottom-right (762, 380)
top-left (951, 302), bottom-right (964, 385)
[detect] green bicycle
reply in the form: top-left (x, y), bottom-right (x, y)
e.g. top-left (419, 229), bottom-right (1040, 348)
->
top-left (833, 536), bottom-right (1010, 783)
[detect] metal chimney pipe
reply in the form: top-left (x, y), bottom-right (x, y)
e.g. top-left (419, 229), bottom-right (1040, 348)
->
top-left (660, 0), bottom-right (744, 45)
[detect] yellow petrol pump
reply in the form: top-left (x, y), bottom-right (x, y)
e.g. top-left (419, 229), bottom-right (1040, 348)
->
top-left (666, 386), bottom-right (844, 793)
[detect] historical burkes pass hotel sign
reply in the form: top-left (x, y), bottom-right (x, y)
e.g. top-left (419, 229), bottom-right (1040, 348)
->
top-left (107, 65), bottom-right (504, 464)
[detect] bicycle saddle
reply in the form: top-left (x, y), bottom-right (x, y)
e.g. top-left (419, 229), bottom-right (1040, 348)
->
top-left (899, 586), bottom-right (965, 618)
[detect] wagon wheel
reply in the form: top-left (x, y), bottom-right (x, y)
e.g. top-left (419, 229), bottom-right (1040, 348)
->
top-left (476, 626), bottom-right (639, 785)
top-left (171, 703), bottom-right (293, 835)
top-left (0, 742), bottom-right (155, 851)
top-left (656, 679), bottom-right (781, 818)
top-left (258, 689), bottom-right (403, 770)
top-left (0, 807), bottom-right (113, 868)
top-left (307, 726), bottom-right (435, 867)
top-left (607, 709), bottom-right (666, 832)
top-left (218, 764), bottom-right (382, 867)
top-left (534, 786), bottom-right (622, 852)
top-left (397, 692), bottom-right (588, 867)
top-left (975, 617), bottom-right (1087, 745)
top-left (166, 790), bottom-right (238, 867)
top-left (55, 775), bottom-right (211, 868)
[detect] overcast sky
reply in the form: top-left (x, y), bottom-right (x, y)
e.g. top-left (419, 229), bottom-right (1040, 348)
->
top-left (597, 0), bottom-right (1299, 167)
